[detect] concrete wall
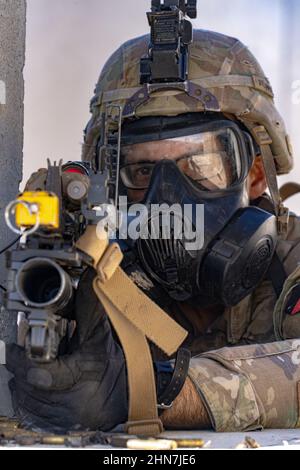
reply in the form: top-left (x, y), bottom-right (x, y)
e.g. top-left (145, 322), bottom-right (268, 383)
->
top-left (0, 0), bottom-right (26, 343)
top-left (0, 0), bottom-right (26, 417)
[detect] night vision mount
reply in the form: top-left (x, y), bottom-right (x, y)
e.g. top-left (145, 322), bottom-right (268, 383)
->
top-left (140, 0), bottom-right (197, 84)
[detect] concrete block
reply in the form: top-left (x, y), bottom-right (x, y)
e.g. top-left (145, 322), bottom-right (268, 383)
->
top-left (0, 0), bottom-right (26, 417)
top-left (0, 0), bottom-right (26, 341)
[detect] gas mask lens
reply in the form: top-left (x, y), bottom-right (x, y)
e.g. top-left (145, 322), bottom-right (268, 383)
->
top-left (120, 128), bottom-right (243, 192)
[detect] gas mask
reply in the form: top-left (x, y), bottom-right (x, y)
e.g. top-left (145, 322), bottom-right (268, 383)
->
top-left (117, 114), bottom-right (278, 307)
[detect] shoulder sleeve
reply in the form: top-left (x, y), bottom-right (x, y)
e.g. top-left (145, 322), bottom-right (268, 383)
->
top-left (188, 340), bottom-right (300, 431)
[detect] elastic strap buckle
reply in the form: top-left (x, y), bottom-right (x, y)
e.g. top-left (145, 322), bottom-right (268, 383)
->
top-left (253, 125), bottom-right (273, 146)
top-left (278, 203), bottom-right (290, 236)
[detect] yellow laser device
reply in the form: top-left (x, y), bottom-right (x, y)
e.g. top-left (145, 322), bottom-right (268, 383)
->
top-left (15, 192), bottom-right (60, 230)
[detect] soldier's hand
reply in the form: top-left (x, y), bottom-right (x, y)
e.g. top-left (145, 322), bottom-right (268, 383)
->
top-left (5, 268), bottom-right (128, 433)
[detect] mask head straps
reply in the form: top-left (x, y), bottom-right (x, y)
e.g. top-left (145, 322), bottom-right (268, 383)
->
top-left (253, 125), bottom-right (289, 236)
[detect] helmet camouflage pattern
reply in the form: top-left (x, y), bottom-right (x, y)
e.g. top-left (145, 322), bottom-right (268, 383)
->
top-left (82, 30), bottom-right (293, 176)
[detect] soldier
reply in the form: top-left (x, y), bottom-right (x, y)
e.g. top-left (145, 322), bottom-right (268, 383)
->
top-left (5, 21), bottom-right (300, 433)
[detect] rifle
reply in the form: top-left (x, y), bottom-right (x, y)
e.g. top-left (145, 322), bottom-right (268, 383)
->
top-left (1, 89), bottom-right (124, 365)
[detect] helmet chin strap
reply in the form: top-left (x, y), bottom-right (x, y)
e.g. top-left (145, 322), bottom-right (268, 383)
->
top-left (253, 125), bottom-right (290, 237)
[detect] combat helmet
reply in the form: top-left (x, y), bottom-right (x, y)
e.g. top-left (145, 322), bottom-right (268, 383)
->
top-left (83, 26), bottom-right (293, 234)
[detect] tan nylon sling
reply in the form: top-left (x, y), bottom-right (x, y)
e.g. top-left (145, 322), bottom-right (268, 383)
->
top-left (76, 226), bottom-right (188, 436)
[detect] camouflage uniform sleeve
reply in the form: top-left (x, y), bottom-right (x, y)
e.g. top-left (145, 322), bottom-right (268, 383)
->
top-left (188, 340), bottom-right (300, 431)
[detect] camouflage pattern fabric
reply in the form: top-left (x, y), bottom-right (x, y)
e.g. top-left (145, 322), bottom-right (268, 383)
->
top-left (24, 171), bottom-right (300, 430)
top-left (170, 207), bottom-right (300, 357)
top-left (188, 340), bottom-right (300, 431)
top-left (187, 212), bottom-right (300, 432)
top-left (274, 265), bottom-right (300, 342)
top-left (83, 30), bottom-right (293, 176)
top-left (25, 29), bottom-right (300, 430)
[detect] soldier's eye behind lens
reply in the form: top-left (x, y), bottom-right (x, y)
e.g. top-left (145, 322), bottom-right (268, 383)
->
top-left (120, 163), bottom-right (155, 189)
top-left (132, 164), bottom-right (153, 186)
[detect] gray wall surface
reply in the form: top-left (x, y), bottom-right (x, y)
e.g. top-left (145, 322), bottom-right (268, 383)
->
top-left (0, 0), bottom-right (26, 417)
top-left (0, 0), bottom-right (26, 340)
